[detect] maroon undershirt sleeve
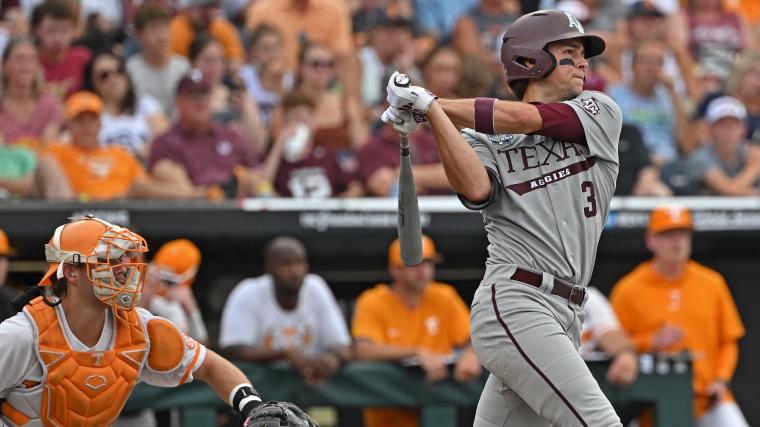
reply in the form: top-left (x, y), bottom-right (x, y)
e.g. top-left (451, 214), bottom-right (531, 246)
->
top-left (529, 102), bottom-right (586, 146)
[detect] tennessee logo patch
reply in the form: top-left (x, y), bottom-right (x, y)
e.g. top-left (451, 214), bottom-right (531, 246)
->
top-left (487, 133), bottom-right (514, 147)
top-left (183, 333), bottom-right (197, 350)
top-left (581, 97), bottom-right (600, 116)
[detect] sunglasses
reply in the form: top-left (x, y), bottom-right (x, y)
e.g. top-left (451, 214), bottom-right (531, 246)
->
top-left (97, 68), bottom-right (124, 81)
top-left (305, 59), bottom-right (334, 69)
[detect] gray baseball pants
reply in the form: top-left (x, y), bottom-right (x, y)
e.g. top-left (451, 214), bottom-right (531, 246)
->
top-left (470, 273), bottom-right (622, 427)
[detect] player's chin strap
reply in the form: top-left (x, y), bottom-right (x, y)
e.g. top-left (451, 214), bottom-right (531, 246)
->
top-left (230, 383), bottom-right (262, 415)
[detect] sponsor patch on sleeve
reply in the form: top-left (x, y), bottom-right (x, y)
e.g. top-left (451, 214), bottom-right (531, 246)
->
top-left (581, 97), bottom-right (600, 116)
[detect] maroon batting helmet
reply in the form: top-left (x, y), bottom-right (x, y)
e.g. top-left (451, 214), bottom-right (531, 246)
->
top-left (501, 10), bottom-right (606, 85)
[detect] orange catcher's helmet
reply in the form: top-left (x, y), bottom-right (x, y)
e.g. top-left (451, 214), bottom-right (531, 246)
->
top-left (151, 239), bottom-right (201, 286)
top-left (39, 216), bottom-right (148, 311)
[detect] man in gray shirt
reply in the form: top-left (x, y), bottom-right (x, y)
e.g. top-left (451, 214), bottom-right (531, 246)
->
top-left (688, 96), bottom-right (760, 196)
top-left (384, 9), bottom-right (624, 427)
top-left (127, 3), bottom-right (190, 115)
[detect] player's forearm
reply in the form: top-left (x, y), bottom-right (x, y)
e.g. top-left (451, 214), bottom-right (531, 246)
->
top-left (426, 102), bottom-right (491, 201)
top-left (597, 329), bottom-right (636, 357)
top-left (437, 98), bottom-right (542, 134)
top-left (715, 341), bottom-right (739, 381)
top-left (353, 339), bottom-right (420, 361)
top-left (194, 349), bottom-right (252, 403)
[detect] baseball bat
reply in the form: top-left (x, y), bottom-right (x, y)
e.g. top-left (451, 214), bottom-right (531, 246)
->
top-left (392, 73), bottom-right (423, 266)
top-left (398, 133), bottom-right (422, 266)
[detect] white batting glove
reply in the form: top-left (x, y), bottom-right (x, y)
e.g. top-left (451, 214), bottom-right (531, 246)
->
top-left (381, 106), bottom-right (418, 134)
top-left (386, 71), bottom-right (437, 123)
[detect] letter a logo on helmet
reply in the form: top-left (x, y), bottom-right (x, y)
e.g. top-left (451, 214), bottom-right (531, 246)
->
top-left (500, 9), bottom-right (605, 85)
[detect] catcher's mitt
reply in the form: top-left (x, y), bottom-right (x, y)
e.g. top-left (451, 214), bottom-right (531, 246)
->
top-left (243, 401), bottom-right (319, 427)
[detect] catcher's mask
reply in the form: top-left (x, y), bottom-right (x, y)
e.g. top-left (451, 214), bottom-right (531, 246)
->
top-left (38, 215), bottom-right (148, 314)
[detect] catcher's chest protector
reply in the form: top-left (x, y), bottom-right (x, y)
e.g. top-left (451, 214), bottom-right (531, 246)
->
top-left (25, 297), bottom-right (147, 427)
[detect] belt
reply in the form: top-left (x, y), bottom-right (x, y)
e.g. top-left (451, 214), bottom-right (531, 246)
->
top-left (510, 267), bottom-right (586, 305)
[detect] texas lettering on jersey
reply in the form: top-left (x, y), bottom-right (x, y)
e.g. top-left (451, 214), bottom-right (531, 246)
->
top-left (495, 140), bottom-right (596, 195)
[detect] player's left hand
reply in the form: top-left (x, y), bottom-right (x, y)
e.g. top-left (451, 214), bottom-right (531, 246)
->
top-left (243, 400), bottom-right (319, 427)
top-left (381, 106), bottom-right (418, 134)
top-left (386, 71), bottom-right (437, 123)
top-left (453, 348), bottom-right (482, 382)
top-left (705, 379), bottom-right (728, 406)
top-left (606, 349), bottom-right (638, 387)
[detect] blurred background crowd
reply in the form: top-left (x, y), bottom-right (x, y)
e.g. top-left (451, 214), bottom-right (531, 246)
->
top-left (0, 0), bottom-right (758, 202)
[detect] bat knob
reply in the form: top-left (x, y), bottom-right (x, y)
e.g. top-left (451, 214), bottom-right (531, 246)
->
top-left (394, 73), bottom-right (410, 88)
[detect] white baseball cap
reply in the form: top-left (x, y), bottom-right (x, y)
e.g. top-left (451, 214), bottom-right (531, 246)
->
top-left (705, 96), bottom-right (747, 124)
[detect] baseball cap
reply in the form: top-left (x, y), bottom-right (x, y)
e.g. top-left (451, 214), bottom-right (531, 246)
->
top-left (151, 239), bottom-right (201, 286)
top-left (0, 228), bottom-right (16, 257)
top-left (176, 69), bottom-right (212, 95)
top-left (705, 96), bottom-right (747, 125)
top-left (627, 1), bottom-right (665, 19)
top-left (648, 205), bottom-right (693, 234)
top-left (388, 235), bottom-right (443, 267)
top-left (64, 91), bottom-right (102, 121)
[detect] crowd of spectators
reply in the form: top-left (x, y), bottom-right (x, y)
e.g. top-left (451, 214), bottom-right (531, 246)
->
top-left (0, 0), bottom-right (759, 201)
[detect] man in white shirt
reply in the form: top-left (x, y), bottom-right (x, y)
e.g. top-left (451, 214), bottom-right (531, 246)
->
top-left (220, 236), bottom-right (351, 384)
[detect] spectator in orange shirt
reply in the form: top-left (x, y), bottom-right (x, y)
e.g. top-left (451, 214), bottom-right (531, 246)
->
top-left (610, 205), bottom-right (748, 427)
top-left (352, 235), bottom-right (481, 427)
top-left (169, 0), bottom-right (244, 71)
top-left (245, 0), bottom-right (353, 73)
top-left (244, 0), bottom-right (358, 113)
top-left (46, 91), bottom-right (192, 201)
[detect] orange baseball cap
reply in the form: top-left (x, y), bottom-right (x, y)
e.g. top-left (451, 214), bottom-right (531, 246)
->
top-left (64, 91), bottom-right (103, 121)
top-left (388, 234), bottom-right (443, 267)
top-left (0, 228), bottom-right (16, 257)
top-left (151, 239), bottom-right (201, 285)
top-left (648, 205), bottom-right (693, 234)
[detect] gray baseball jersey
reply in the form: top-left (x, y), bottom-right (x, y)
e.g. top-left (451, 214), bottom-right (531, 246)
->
top-left (461, 90), bottom-right (622, 289)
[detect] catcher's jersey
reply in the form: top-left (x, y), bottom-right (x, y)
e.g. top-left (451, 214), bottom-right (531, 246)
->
top-left (462, 90), bottom-right (622, 288)
top-left (0, 305), bottom-right (206, 427)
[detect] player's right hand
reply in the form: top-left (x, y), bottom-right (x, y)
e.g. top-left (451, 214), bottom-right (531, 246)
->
top-left (416, 349), bottom-right (449, 383)
top-left (651, 323), bottom-right (684, 350)
top-left (386, 71), bottom-right (437, 123)
top-left (381, 106), bottom-right (418, 134)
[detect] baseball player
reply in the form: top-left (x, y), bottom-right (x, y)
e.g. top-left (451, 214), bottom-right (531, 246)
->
top-left (0, 216), bottom-right (316, 427)
top-left (383, 9), bottom-right (624, 427)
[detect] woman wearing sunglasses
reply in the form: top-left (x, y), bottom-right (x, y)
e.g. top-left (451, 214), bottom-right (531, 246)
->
top-left (83, 50), bottom-right (169, 162)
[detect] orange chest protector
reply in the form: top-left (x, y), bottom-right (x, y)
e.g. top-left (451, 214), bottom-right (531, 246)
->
top-left (25, 297), bottom-right (147, 427)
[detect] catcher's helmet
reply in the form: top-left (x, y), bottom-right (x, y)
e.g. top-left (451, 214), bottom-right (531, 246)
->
top-left (501, 9), bottom-right (606, 85)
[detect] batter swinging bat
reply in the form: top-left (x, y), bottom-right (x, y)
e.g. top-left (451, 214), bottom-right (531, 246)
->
top-left (394, 73), bottom-right (423, 266)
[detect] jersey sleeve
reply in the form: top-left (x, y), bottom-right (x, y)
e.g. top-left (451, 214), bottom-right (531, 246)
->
top-left (137, 309), bottom-right (206, 387)
top-left (457, 128), bottom-right (502, 210)
top-left (351, 290), bottom-right (387, 344)
top-left (218, 279), bottom-right (260, 348)
top-left (310, 275), bottom-right (351, 348)
top-left (715, 278), bottom-right (745, 342)
top-left (563, 91), bottom-right (622, 165)
top-left (0, 314), bottom-right (35, 397)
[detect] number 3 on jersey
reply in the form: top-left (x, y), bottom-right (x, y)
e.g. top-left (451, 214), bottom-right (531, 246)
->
top-left (581, 181), bottom-right (597, 218)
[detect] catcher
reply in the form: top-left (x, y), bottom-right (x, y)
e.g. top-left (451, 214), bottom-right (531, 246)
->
top-left (0, 216), bottom-right (317, 427)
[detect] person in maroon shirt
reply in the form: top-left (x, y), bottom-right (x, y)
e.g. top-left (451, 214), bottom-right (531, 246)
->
top-left (262, 91), bottom-right (363, 198)
top-left (149, 69), bottom-right (263, 199)
top-left (31, 0), bottom-right (91, 99)
top-left (356, 123), bottom-right (451, 196)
